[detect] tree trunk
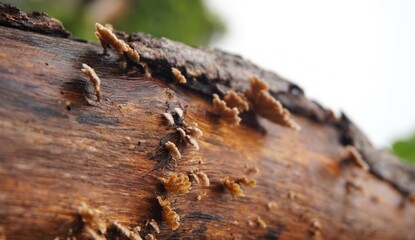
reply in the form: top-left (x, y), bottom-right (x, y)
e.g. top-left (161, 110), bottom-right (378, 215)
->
top-left (0, 4), bottom-right (414, 240)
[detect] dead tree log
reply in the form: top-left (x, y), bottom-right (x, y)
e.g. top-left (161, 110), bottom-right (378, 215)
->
top-left (0, 4), bottom-right (414, 240)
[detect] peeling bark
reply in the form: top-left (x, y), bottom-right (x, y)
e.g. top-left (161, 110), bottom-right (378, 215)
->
top-left (0, 4), bottom-right (70, 38)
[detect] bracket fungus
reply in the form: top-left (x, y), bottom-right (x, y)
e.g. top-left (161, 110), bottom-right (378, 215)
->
top-left (246, 76), bottom-right (300, 130)
top-left (212, 94), bottom-right (241, 126)
top-left (95, 23), bottom-right (140, 64)
top-left (159, 173), bottom-right (191, 195)
top-left (81, 63), bottom-right (101, 102)
top-left (157, 196), bottom-right (180, 231)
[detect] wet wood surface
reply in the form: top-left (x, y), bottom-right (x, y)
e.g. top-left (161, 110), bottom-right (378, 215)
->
top-left (0, 11), bottom-right (415, 240)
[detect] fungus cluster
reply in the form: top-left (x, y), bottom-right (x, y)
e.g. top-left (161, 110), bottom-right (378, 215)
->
top-left (245, 77), bottom-right (300, 130)
top-left (78, 202), bottom-right (107, 240)
top-left (113, 221), bottom-right (143, 240)
top-left (157, 196), bottom-right (180, 231)
top-left (213, 93), bottom-right (241, 126)
top-left (159, 173), bottom-right (191, 195)
top-left (223, 91), bottom-right (250, 112)
top-left (222, 176), bottom-right (244, 197)
top-left (171, 67), bottom-right (187, 84)
top-left (81, 63), bottom-right (101, 102)
top-left (236, 175), bottom-right (256, 188)
top-left (164, 141), bottom-right (182, 161)
top-left (95, 23), bottom-right (140, 65)
top-left (189, 168), bottom-right (210, 187)
top-left (344, 145), bottom-right (370, 171)
top-left (212, 76), bottom-right (300, 130)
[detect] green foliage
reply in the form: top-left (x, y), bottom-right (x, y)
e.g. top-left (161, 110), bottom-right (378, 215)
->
top-left (392, 133), bottom-right (415, 165)
top-left (114, 0), bottom-right (224, 46)
top-left (4, 0), bottom-right (225, 46)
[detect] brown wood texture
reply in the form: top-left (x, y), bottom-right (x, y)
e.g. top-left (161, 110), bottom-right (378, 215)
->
top-left (1, 5), bottom-right (415, 240)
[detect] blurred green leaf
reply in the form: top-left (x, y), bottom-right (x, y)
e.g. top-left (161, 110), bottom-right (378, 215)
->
top-left (113, 0), bottom-right (225, 46)
top-left (392, 133), bottom-right (415, 165)
top-left (3, 0), bottom-right (225, 46)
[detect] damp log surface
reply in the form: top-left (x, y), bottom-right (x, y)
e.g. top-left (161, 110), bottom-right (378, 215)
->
top-left (1, 9), bottom-right (415, 240)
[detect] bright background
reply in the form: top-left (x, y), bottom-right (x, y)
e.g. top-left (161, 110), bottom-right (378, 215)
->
top-left (206, 0), bottom-right (415, 148)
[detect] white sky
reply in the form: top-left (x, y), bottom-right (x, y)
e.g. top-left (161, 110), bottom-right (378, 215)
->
top-left (206, 0), bottom-right (415, 148)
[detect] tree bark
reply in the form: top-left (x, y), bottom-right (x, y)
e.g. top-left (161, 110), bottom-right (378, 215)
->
top-left (0, 4), bottom-right (414, 240)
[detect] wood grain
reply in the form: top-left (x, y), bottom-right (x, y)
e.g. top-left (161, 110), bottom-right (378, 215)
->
top-left (0, 6), bottom-right (414, 239)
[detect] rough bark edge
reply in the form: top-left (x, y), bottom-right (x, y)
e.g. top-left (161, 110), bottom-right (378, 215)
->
top-left (0, 3), bottom-right (70, 38)
top-left (335, 113), bottom-right (415, 195)
top-left (0, 4), bottom-right (414, 196)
